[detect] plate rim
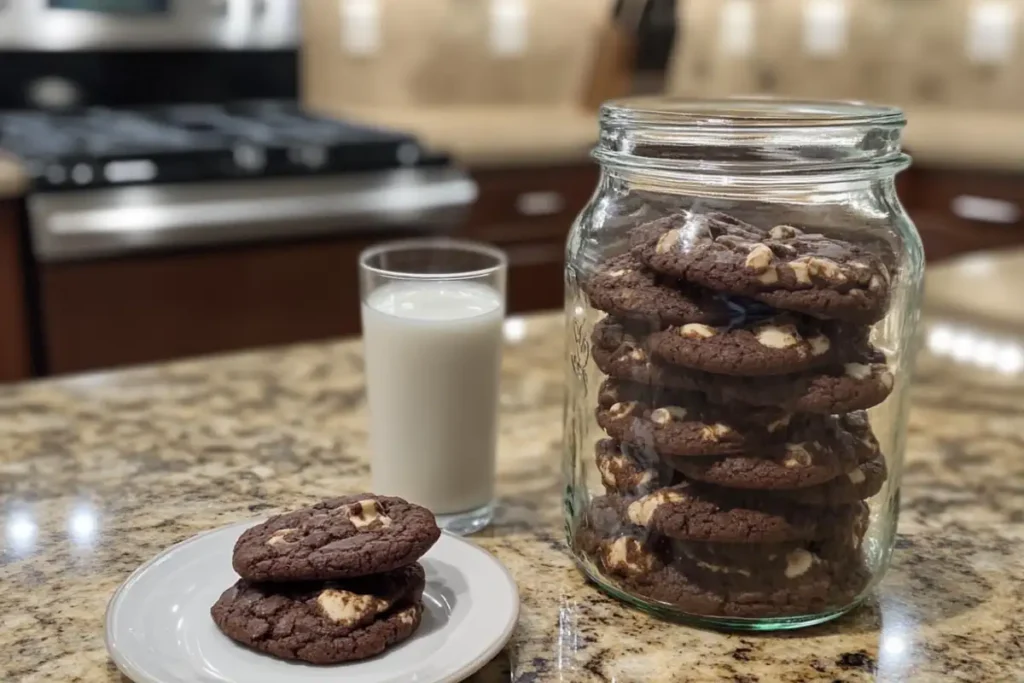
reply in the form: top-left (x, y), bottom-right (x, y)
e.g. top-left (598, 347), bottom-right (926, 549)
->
top-left (104, 519), bottom-right (520, 683)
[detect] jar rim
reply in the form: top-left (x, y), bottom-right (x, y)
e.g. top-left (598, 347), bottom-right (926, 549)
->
top-left (600, 97), bottom-right (906, 130)
top-left (595, 96), bottom-right (910, 182)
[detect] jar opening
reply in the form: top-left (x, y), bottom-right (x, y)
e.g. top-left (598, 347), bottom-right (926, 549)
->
top-left (595, 97), bottom-right (910, 181)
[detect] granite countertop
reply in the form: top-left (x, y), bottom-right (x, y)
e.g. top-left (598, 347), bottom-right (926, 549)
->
top-left (2, 271), bottom-right (1023, 680)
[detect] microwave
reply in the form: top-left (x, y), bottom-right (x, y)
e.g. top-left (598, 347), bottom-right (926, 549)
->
top-left (0, 0), bottom-right (298, 50)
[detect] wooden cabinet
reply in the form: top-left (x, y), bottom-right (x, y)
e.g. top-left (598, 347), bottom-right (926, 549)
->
top-left (0, 200), bottom-right (31, 381)
top-left (39, 234), bottom-right (410, 375)
top-left (909, 168), bottom-right (1024, 261)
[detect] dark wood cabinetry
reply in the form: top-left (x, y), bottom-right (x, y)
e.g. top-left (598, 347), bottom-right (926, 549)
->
top-left (904, 168), bottom-right (1024, 261)
top-left (40, 234), bottom-right (404, 375)
top-left (0, 200), bottom-right (31, 381)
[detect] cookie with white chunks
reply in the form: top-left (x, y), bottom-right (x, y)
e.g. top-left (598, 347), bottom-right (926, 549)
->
top-left (630, 212), bottom-right (892, 324)
top-left (595, 378), bottom-right (792, 458)
top-left (648, 313), bottom-right (842, 376)
top-left (625, 483), bottom-right (868, 544)
top-left (233, 494), bottom-right (440, 582)
top-left (771, 454), bottom-right (888, 506)
top-left (211, 564), bottom-right (425, 664)
top-left (583, 253), bottom-right (732, 326)
top-left (590, 317), bottom-right (894, 414)
top-left (594, 438), bottom-right (680, 495)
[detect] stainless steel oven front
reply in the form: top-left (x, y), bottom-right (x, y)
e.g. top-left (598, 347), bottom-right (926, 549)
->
top-left (0, 0), bottom-right (298, 51)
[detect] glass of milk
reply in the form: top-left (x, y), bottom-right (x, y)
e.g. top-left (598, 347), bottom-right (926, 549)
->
top-left (359, 238), bottom-right (507, 535)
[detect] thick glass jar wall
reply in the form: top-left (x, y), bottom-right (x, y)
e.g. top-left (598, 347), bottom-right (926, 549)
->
top-left (564, 99), bottom-right (924, 630)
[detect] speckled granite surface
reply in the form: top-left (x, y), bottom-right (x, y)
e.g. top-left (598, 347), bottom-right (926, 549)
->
top-left (1, 311), bottom-right (1022, 682)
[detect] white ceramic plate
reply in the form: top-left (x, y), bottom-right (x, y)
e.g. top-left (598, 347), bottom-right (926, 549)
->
top-left (106, 520), bottom-right (519, 683)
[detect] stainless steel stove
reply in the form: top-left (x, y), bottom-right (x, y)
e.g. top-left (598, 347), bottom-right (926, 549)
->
top-left (2, 101), bottom-right (475, 261)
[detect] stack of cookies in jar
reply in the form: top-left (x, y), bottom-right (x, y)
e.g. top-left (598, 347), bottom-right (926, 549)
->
top-left (575, 211), bottom-right (894, 618)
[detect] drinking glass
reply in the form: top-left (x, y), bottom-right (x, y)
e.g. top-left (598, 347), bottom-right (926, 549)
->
top-left (359, 238), bottom-right (508, 535)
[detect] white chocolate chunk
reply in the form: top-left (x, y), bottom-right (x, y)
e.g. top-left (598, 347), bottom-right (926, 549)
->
top-left (808, 335), bottom-right (831, 356)
top-left (650, 406), bottom-right (687, 425)
top-left (627, 346), bottom-right (647, 362)
top-left (267, 528), bottom-right (298, 547)
top-left (880, 370), bottom-right (894, 390)
top-left (788, 260), bottom-right (812, 285)
top-left (656, 229), bottom-right (682, 254)
top-left (317, 589), bottom-right (390, 625)
top-left (607, 268), bottom-right (629, 278)
top-left (397, 605), bottom-right (418, 626)
top-left (744, 243), bottom-right (775, 272)
top-left (602, 537), bottom-right (654, 576)
top-left (757, 266), bottom-right (780, 285)
top-left (608, 401), bottom-right (638, 419)
top-left (769, 225), bottom-right (800, 239)
top-left (679, 323), bottom-right (717, 339)
top-left (806, 256), bottom-right (847, 283)
top-left (784, 549), bottom-right (818, 578)
top-left (700, 423), bottom-right (733, 442)
top-left (847, 467), bottom-right (867, 484)
top-left (783, 443), bottom-right (812, 468)
top-left (844, 363), bottom-right (872, 380)
top-left (755, 323), bottom-right (801, 349)
top-left (627, 489), bottom-right (686, 526)
top-left (348, 499), bottom-right (392, 528)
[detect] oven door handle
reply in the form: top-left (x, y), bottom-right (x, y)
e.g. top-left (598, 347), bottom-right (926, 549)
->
top-left (28, 168), bottom-right (477, 262)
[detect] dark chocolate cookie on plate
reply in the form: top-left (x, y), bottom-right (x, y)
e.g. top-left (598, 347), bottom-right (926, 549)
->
top-left (211, 563), bottom-right (425, 664)
top-left (233, 494), bottom-right (440, 582)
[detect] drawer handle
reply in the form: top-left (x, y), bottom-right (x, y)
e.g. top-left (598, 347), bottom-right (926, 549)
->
top-left (515, 191), bottom-right (565, 217)
top-left (951, 195), bottom-right (1021, 225)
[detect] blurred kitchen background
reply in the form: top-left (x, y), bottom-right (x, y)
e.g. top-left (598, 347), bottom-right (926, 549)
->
top-left (0, 0), bottom-right (1020, 380)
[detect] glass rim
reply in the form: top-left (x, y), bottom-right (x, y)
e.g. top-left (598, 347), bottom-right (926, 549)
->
top-left (358, 237), bottom-right (508, 281)
top-left (600, 96), bottom-right (906, 130)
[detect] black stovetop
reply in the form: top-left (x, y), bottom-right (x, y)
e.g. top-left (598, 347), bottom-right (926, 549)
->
top-left (0, 100), bottom-right (447, 191)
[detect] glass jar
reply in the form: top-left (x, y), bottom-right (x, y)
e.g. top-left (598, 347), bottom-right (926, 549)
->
top-left (563, 98), bottom-right (924, 630)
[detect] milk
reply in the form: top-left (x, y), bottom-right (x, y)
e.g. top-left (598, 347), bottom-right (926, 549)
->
top-left (362, 280), bottom-right (504, 514)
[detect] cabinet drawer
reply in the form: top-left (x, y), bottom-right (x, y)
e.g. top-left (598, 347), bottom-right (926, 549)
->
top-left (465, 164), bottom-right (599, 242)
top-left (914, 209), bottom-right (1024, 262)
top-left (913, 169), bottom-right (1024, 230)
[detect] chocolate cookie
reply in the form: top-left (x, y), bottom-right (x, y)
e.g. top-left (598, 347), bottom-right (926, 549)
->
top-left (594, 438), bottom-right (679, 495)
top-left (630, 212), bottom-right (892, 324)
top-left (580, 527), bottom-right (870, 618)
top-left (591, 318), bottom-right (893, 413)
top-left (233, 495), bottom-right (441, 582)
top-left (665, 434), bottom-right (863, 491)
top-left (595, 379), bottom-right (795, 458)
top-left (773, 454), bottom-right (889, 506)
top-left (624, 484), bottom-right (868, 543)
top-left (647, 314), bottom-right (840, 376)
top-left (211, 564), bottom-right (425, 664)
top-left (583, 253), bottom-right (731, 326)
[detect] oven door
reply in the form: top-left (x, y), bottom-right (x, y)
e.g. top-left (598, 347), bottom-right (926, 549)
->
top-left (28, 167), bottom-right (476, 262)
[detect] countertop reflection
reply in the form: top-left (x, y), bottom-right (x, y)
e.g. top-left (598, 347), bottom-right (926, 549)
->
top-left (2, 257), bottom-right (1023, 680)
